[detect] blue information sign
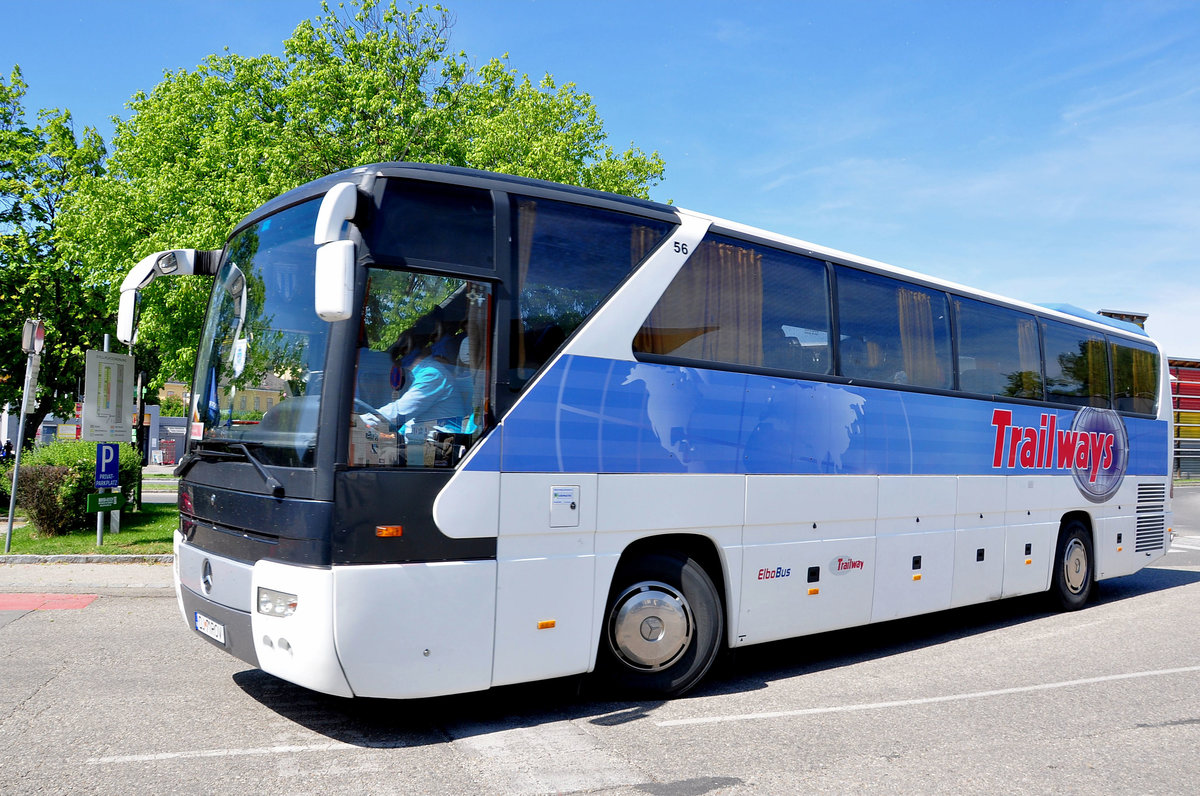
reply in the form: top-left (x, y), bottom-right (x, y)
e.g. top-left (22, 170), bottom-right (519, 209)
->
top-left (95, 443), bottom-right (120, 489)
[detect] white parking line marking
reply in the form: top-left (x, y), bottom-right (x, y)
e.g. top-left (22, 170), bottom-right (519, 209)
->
top-left (657, 665), bottom-right (1200, 727)
top-left (88, 742), bottom-right (355, 764)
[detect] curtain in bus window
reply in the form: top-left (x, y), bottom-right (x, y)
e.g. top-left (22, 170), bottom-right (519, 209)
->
top-left (515, 199), bottom-right (537, 375)
top-left (463, 282), bottom-right (492, 432)
top-left (897, 288), bottom-right (941, 387)
top-left (631, 224), bottom-right (661, 268)
top-left (635, 238), bottom-right (764, 367)
top-left (1016, 317), bottom-right (1042, 398)
top-left (1132, 346), bottom-right (1159, 412)
top-left (1112, 341), bottom-right (1158, 414)
top-left (1086, 338), bottom-right (1110, 407)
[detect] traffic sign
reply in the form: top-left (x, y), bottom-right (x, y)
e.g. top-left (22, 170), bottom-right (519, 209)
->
top-left (22, 354), bottom-right (40, 414)
top-left (86, 493), bottom-right (126, 513)
top-left (21, 319), bottom-right (45, 354)
top-left (95, 443), bottom-right (120, 489)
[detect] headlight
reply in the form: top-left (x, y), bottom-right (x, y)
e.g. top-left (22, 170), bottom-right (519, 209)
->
top-left (257, 587), bottom-right (298, 617)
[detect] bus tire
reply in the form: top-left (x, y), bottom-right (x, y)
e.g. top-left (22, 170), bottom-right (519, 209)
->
top-left (597, 553), bottom-right (723, 698)
top-left (1051, 519), bottom-right (1093, 611)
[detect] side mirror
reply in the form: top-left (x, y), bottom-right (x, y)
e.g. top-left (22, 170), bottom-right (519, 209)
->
top-left (314, 240), bottom-right (356, 322)
top-left (117, 290), bottom-right (140, 345)
top-left (116, 249), bottom-right (220, 344)
top-left (313, 182), bottom-right (360, 323)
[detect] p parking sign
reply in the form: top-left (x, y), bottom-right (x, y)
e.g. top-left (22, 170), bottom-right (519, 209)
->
top-left (95, 443), bottom-right (120, 489)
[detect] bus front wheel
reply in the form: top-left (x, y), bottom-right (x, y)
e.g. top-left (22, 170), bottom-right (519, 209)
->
top-left (597, 553), bottom-right (723, 698)
top-left (1051, 520), bottom-right (1093, 611)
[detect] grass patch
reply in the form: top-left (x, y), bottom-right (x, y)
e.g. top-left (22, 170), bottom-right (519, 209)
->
top-left (3, 503), bottom-right (177, 556)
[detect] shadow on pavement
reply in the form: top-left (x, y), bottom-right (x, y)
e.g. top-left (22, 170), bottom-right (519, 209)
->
top-left (231, 563), bottom-right (1200, 748)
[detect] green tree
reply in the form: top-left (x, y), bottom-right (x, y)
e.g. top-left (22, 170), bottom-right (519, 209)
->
top-left (62, 0), bottom-right (665, 390)
top-left (0, 66), bottom-right (107, 443)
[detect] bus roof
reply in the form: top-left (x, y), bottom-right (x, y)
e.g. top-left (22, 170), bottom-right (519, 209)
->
top-left (232, 162), bottom-right (1158, 348)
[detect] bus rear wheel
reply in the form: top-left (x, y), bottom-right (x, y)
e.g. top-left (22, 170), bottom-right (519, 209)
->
top-left (1051, 520), bottom-right (1093, 611)
top-left (598, 553), bottom-right (723, 698)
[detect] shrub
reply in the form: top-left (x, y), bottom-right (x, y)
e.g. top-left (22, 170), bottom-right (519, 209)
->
top-left (12, 441), bottom-right (142, 536)
top-left (15, 466), bottom-right (74, 536)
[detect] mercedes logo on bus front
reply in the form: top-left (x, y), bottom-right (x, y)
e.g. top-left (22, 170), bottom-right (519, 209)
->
top-left (201, 559), bottom-right (214, 595)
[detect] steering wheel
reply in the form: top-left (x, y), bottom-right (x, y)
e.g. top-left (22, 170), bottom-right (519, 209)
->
top-left (353, 398), bottom-right (399, 434)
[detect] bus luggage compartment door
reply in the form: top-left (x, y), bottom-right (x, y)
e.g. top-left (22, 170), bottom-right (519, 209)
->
top-left (332, 560), bottom-right (497, 699)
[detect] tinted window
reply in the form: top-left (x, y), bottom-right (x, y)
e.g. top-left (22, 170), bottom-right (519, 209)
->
top-left (1042, 320), bottom-right (1110, 407)
top-left (350, 269), bottom-right (493, 468)
top-left (836, 268), bottom-right (952, 389)
top-left (511, 197), bottom-right (674, 387)
top-left (634, 234), bottom-right (831, 373)
top-left (954, 297), bottom-right (1042, 399)
top-left (1111, 339), bottom-right (1158, 414)
top-left (370, 179), bottom-right (494, 269)
top-left (191, 199), bottom-right (327, 467)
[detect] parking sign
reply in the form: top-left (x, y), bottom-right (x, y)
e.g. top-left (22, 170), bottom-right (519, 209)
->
top-left (95, 443), bottom-right (120, 489)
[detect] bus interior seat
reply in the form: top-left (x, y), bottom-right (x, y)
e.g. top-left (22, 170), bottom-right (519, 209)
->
top-left (763, 327), bottom-right (799, 369)
top-left (840, 337), bottom-right (870, 378)
top-left (355, 348), bottom-right (397, 408)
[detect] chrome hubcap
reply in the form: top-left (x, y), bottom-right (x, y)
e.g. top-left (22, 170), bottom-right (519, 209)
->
top-left (609, 581), bottom-right (693, 671)
top-left (1063, 538), bottom-right (1088, 594)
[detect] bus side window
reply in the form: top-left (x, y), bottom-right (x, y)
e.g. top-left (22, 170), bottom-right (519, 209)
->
top-left (1042, 319), bottom-right (1110, 408)
top-left (836, 267), bottom-right (952, 389)
top-left (635, 233), bottom-right (831, 375)
top-left (954, 297), bottom-right (1042, 399)
top-left (510, 196), bottom-right (675, 389)
top-left (1111, 339), bottom-right (1158, 414)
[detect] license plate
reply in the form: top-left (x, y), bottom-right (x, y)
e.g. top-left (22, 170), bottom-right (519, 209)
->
top-left (194, 612), bottom-right (226, 644)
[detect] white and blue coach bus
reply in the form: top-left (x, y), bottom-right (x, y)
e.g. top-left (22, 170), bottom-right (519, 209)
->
top-left (117, 163), bottom-right (1171, 699)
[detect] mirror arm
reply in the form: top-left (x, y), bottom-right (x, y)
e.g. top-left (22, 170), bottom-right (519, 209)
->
top-left (116, 249), bottom-right (221, 344)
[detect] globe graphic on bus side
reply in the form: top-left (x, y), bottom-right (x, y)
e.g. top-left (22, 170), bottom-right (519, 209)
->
top-left (1070, 407), bottom-right (1128, 503)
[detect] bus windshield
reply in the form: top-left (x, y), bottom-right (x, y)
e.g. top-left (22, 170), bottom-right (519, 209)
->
top-left (190, 199), bottom-right (328, 467)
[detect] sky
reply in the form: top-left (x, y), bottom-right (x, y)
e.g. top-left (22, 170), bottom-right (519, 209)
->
top-left (5, 0), bottom-right (1200, 356)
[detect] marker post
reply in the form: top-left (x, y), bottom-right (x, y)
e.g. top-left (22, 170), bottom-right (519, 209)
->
top-left (4, 319), bottom-right (45, 554)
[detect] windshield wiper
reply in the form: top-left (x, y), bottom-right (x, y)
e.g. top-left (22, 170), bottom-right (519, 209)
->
top-left (173, 445), bottom-right (239, 478)
top-left (232, 443), bottom-right (286, 499)
top-left (173, 443), bottom-right (285, 499)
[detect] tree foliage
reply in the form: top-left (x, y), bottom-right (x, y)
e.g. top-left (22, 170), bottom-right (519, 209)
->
top-left (61, 0), bottom-right (665, 389)
top-left (0, 66), bottom-right (107, 441)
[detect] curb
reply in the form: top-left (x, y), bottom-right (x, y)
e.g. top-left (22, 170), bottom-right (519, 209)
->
top-left (0, 554), bottom-right (174, 565)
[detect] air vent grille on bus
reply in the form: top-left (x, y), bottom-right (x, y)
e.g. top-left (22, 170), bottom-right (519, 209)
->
top-left (1135, 483), bottom-right (1167, 553)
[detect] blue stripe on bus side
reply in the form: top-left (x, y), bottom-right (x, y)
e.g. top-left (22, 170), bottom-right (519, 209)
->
top-left (468, 355), bottom-right (1168, 479)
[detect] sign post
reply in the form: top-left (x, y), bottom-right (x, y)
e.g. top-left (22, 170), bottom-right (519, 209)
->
top-left (4, 319), bottom-right (45, 554)
top-left (82, 336), bottom-right (134, 545)
top-left (93, 441), bottom-right (122, 542)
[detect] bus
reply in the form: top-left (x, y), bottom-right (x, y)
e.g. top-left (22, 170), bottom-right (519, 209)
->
top-left (117, 163), bottom-right (1172, 699)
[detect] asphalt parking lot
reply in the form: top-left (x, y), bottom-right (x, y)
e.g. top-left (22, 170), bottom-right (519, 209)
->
top-left (1, 488), bottom-right (1199, 794)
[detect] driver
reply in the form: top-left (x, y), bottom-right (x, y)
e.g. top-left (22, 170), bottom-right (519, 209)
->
top-left (360, 317), bottom-right (466, 436)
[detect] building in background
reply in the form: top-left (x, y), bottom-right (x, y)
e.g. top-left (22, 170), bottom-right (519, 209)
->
top-left (1170, 358), bottom-right (1200, 478)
